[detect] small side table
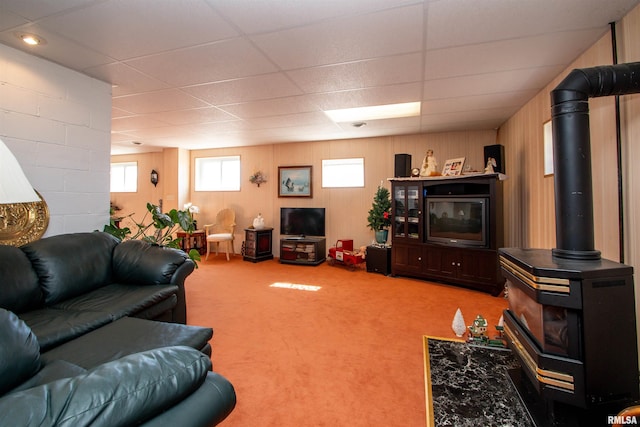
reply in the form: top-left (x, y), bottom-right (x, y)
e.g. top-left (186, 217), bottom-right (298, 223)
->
top-left (366, 245), bottom-right (392, 275)
top-left (177, 230), bottom-right (206, 255)
top-left (244, 227), bottom-right (274, 262)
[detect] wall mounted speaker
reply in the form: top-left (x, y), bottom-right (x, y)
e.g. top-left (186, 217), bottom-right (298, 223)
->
top-left (483, 144), bottom-right (505, 174)
top-left (394, 154), bottom-right (412, 177)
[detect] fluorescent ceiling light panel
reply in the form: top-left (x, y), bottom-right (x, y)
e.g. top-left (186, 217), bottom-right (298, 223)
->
top-left (324, 102), bottom-right (421, 123)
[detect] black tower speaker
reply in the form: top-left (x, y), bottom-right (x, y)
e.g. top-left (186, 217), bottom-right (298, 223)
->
top-left (483, 144), bottom-right (505, 174)
top-left (394, 153), bottom-right (411, 177)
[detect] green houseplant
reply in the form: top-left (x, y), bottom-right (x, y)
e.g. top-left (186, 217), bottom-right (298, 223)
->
top-left (103, 202), bottom-right (201, 267)
top-left (367, 185), bottom-right (392, 244)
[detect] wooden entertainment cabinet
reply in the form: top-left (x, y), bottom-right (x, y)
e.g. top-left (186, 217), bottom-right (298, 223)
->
top-left (390, 174), bottom-right (505, 296)
top-left (279, 237), bottom-right (326, 266)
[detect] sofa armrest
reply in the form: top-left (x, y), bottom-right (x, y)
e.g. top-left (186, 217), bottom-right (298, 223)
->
top-left (0, 346), bottom-right (210, 427)
top-left (113, 240), bottom-right (195, 323)
top-left (140, 372), bottom-right (237, 427)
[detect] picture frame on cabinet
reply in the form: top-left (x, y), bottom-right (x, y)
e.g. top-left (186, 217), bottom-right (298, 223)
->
top-left (441, 157), bottom-right (465, 176)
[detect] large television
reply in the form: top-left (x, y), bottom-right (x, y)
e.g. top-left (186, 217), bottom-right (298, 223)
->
top-left (280, 207), bottom-right (326, 238)
top-left (426, 197), bottom-right (487, 247)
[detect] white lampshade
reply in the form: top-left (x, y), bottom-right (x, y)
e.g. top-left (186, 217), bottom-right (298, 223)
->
top-left (0, 138), bottom-right (40, 203)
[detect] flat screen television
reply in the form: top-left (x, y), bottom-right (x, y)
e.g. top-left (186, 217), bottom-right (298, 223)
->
top-left (280, 207), bottom-right (325, 238)
top-left (426, 197), bottom-right (487, 247)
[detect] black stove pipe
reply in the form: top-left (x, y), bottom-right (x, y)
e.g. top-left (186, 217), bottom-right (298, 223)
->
top-left (551, 62), bottom-right (640, 260)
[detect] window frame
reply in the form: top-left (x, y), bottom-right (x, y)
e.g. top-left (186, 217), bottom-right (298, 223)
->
top-left (194, 155), bottom-right (241, 192)
top-left (321, 157), bottom-right (365, 188)
top-left (110, 161), bottom-right (138, 193)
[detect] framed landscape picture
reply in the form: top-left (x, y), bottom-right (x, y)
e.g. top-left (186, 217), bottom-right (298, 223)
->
top-left (278, 165), bottom-right (312, 197)
top-left (441, 157), bottom-right (465, 176)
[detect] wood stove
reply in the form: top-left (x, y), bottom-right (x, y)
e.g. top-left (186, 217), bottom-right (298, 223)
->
top-left (500, 248), bottom-right (638, 418)
top-left (500, 62), bottom-right (640, 425)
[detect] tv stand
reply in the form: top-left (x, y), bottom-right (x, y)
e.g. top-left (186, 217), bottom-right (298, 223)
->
top-left (390, 174), bottom-right (505, 295)
top-left (279, 237), bottom-right (326, 266)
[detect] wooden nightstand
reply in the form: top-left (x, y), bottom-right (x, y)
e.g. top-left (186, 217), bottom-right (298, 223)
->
top-left (177, 230), bottom-right (206, 255)
top-left (244, 228), bottom-right (274, 262)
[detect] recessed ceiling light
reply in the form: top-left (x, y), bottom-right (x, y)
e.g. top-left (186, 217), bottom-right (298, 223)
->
top-left (132, 141), bottom-right (142, 145)
top-left (352, 122), bottom-right (367, 128)
top-left (324, 102), bottom-right (421, 123)
top-left (15, 32), bottom-right (47, 46)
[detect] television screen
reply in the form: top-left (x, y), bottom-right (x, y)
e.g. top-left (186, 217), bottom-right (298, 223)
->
top-left (426, 197), bottom-right (487, 247)
top-left (280, 208), bottom-right (325, 237)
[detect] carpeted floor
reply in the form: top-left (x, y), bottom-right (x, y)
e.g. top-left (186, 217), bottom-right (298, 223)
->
top-left (423, 336), bottom-right (533, 427)
top-left (186, 255), bottom-right (508, 426)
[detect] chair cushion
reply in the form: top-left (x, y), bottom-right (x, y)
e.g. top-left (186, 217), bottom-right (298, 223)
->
top-left (207, 233), bottom-right (233, 241)
top-left (0, 309), bottom-right (41, 396)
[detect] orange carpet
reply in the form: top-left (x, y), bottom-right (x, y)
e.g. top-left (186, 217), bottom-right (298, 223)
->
top-left (185, 255), bottom-right (507, 426)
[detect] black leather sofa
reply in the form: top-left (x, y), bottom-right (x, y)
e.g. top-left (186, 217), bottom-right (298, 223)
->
top-left (0, 232), bottom-right (236, 426)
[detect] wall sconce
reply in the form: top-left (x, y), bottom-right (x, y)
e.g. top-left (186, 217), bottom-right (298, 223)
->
top-left (0, 139), bottom-right (49, 246)
top-left (150, 170), bottom-right (159, 187)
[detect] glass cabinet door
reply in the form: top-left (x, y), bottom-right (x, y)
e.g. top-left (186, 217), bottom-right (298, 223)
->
top-left (393, 184), bottom-right (421, 239)
top-left (393, 186), bottom-right (406, 238)
top-left (406, 185), bottom-right (420, 239)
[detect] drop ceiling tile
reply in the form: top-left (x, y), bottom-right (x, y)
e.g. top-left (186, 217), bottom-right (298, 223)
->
top-left (0, 8), bottom-right (29, 31)
top-left (426, 0), bottom-right (640, 50)
top-left (35, 0), bottom-right (238, 60)
top-left (112, 89), bottom-right (209, 114)
top-left (424, 29), bottom-right (604, 80)
top-left (187, 120), bottom-right (252, 134)
top-left (0, 0), bottom-right (95, 21)
top-left (84, 62), bottom-right (170, 96)
top-left (121, 124), bottom-right (204, 140)
top-left (124, 38), bottom-right (278, 87)
top-left (111, 107), bottom-right (132, 119)
top-left (421, 90), bottom-right (538, 115)
top-left (0, 24), bottom-right (112, 70)
top-left (210, 0), bottom-right (420, 34)
top-left (287, 53), bottom-right (423, 94)
top-left (218, 95), bottom-right (321, 119)
top-left (151, 107), bottom-right (238, 125)
top-left (182, 73), bottom-right (303, 105)
top-left (310, 82), bottom-right (423, 110)
top-left (247, 111), bottom-right (333, 129)
top-left (111, 116), bottom-right (171, 132)
top-left (251, 4), bottom-right (424, 70)
top-left (422, 66), bottom-right (563, 100)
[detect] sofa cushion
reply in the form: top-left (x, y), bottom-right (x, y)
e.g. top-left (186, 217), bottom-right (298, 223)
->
top-left (113, 240), bottom-right (189, 285)
top-left (0, 245), bottom-right (44, 314)
top-left (18, 308), bottom-right (114, 352)
top-left (21, 232), bottom-right (119, 305)
top-left (0, 309), bottom-right (41, 396)
top-left (0, 346), bottom-right (211, 427)
top-left (10, 360), bottom-right (87, 393)
top-left (41, 316), bottom-right (213, 369)
top-left (52, 283), bottom-right (179, 320)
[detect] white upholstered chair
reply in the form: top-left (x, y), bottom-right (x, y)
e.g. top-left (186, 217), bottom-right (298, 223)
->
top-left (204, 209), bottom-right (236, 261)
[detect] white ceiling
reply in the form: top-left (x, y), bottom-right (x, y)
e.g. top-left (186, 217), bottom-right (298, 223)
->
top-left (1, 0), bottom-right (638, 155)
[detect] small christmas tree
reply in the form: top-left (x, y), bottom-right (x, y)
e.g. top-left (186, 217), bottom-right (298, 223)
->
top-left (367, 185), bottom-right (392, 231)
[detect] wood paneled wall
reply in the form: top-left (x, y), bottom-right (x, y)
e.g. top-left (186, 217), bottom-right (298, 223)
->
top-left (498, 3), bottom-right (640, 357)
top-left (112, 130), bottom-right (495, 255)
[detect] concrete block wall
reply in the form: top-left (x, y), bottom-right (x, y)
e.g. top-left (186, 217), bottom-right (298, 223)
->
top-left (0, 43), bottom-right (111, 237)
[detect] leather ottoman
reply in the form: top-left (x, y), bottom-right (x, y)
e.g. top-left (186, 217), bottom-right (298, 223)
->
top-left (41, 316), bottom-right (213, 369)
